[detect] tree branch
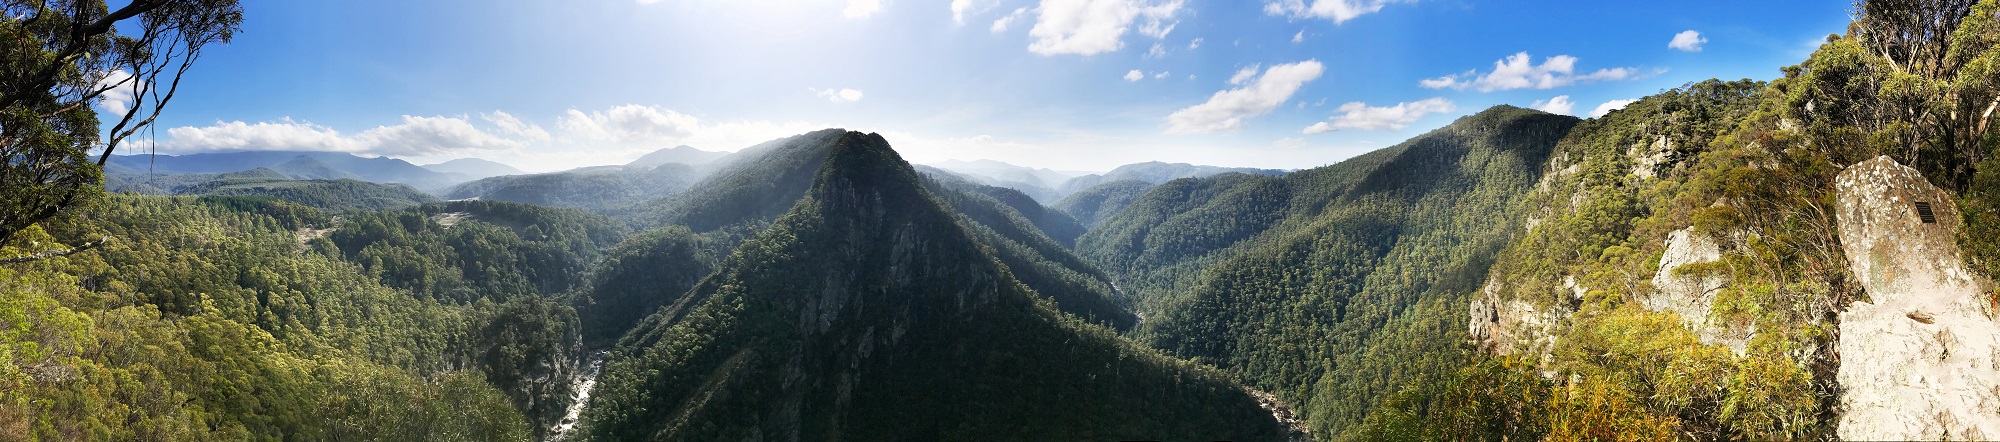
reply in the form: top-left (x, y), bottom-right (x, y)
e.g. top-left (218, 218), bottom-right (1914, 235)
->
top-left (0, 235), bottom-right (109, 264)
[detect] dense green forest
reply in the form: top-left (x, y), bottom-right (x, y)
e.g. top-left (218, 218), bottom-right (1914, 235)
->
top-left (1054, 179), bottom-right (1156, 228)
top-left (0, 196), bottom-right (598, 440)
top-left (443, 164), bottom-right (702, 214)
top-left (107, 169), bottom-right (444, 212)
top-left (580, 131), bottom-right (1286, 440)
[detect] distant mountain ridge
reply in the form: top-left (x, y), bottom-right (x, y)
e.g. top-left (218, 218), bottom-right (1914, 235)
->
top-left (627, 145), bottom-right (726, 168)
top-left (423, 158), bottom-right (524, 180)
top-left (928, 159), bottom-right (1286, 204)
top-left (107, 151), bottom-right (466, 191)
top-left (442, 164), bottom-right (702, 214)
top-left (1059, 161), bottom-right (1287, 196)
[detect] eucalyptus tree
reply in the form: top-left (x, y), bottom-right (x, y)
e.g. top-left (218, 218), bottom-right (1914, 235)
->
top-left (0, 0), bottom-right (241, 253)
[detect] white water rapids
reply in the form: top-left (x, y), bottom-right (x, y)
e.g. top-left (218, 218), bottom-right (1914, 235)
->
top-left (546, 351), bottom-right (608, 441)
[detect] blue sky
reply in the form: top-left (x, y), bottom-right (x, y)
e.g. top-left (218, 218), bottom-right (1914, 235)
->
top-left (126, 0), bottom-right (1855, 172)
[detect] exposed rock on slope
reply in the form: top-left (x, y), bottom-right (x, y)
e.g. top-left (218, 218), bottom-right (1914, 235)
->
top-left (1468, 279), bottom-right (1572, 371)
top-left (1834, 156), bottom-right (2000, 441)
top-left (1646, 227), bottom-right (1751, 355)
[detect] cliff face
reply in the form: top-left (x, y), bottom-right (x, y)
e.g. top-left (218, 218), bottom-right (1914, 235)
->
top-left (1834, 156), bottom-right (2000, 440)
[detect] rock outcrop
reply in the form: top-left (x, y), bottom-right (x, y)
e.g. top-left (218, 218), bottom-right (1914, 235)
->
top-left (1834, 155), bottom-right (2000, 440)
top-left (1469, 278), bottom-right (1574, 374)
top-left (1645, 227), bottom-right (1752, 355)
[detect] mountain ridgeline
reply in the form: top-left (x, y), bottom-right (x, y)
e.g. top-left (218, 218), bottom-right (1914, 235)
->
top-left (1077, 106), bottom-right (1580, 436)
top-left (582, 132), bottom-right (1284, 440)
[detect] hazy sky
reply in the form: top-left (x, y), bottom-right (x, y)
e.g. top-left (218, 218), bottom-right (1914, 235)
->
top-left (123, 0), bottom-right (1853, 173)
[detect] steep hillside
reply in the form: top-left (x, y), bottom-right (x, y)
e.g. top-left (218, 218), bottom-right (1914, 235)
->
top-left (580, 132), bottom-right (1286, 440)
top-left (0, 196), bottom-right (618, 440)
top-left (1078, 106), bottom-right (1579, 437)
top-left (920, 174), bottom-right (1134, 331)
top-left (923, 171), bottom-right (1087, 246)
top-left (1054, 179), bottom-right (1155, 228)
top-left (619, 129), bottom-right (1131, 332)
top-left (641, 129), bottom-right (850, 235)
top-left (1439, 3), bottom-right (2000, 433)
top-left (571, 226), bottom-right (721, 348)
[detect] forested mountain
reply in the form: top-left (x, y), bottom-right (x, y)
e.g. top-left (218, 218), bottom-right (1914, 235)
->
top-left (1075, 106), bottom-right (1579, 437)
top-left (443, 164), bottom-right (703, 214)
top-left (272, 155), bottom-right (364, 181)
top-left (1058, 161), bottom-right (1287, 197)
top-left (107, 170), bottom-right (444, 211)
top-left (580, 131), bottom-right (1286, 440)
top-left (1053, 179), bottom-right (1155, 228)
top-left (613, 130), bottom-right (1133, 332)
top-left (188, 178), bottom-right (441, 211)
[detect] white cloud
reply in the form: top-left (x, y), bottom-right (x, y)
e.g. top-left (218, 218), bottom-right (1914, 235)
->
top-left (952, 0), bottom-right (972, 23)
top-left (1590, 98), bottom-right (1637, 118)
top-left (814, 88), bottom-right (866, 103)
top-left (1263, 0), bottom-right (1404, 23)
top-left (1166, 60), bottom-right (1325, 133)
top-left (1147, 43), bottom-right (1168, 58)
top-left (163, 119), bottom-right (352, 153)
top-left (1027, 0), bottom-right (1184, 56)
top-left (1138, 18), bottom-right (1177, 39)
top-left (1293, 29), bottom-right (1305, 43)
top-left (559, 105), bottom-right (703, 145)
top-left (844, 0), bottom-right (885, 18)
top-left (1420, 52), bottom-right (1642, 92)
top-left (1274, 137), bottom-right (1307, 148)
top-left (1669, 30), bottom-right (1706, 52)
top-left (1124, 69), bottom-right (1145, 81)
top-left (361, 116), bottom-right (526, 154)
top-left (991, 7), bottom-right (1027, 32)
top-left (482, 110), bottom-right (552, 141)
top-left (1304, 97), bottom-right (1454, 133)
top-left (1228, 64), bottom-right (1261, 85)
top-left (1154, 71), bottom-right (1170, 79)
top-left (92, 70), bottom-right (137, 118)
top-left (1188, 37), bottom-right (1203, 50)
top-left (161, 115), bottom-right (528, 156)
top-left (1417, 70), bottom-right (1471, 89)
top-left (635, 0), bottom-right (660, 4)
top-left (1530, 95), bottom-right (1575, 115)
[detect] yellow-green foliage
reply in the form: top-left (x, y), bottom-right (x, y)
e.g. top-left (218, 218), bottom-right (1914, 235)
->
top-left (1396, 2), bottom-right (2000, 438)
top-left (0, 198), bottom-right (542, 440)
